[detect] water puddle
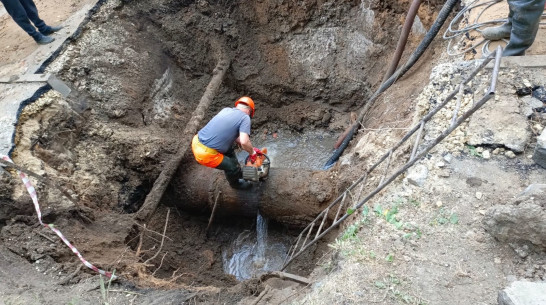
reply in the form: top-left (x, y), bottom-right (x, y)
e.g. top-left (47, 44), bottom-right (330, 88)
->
top-left (222, 212), bottom-right (288, 281)
top-left (239, 130), bottom-right (338, 170)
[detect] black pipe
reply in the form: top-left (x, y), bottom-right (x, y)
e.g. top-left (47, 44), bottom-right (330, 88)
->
top-left (323, 0), bottom-right (460, 169)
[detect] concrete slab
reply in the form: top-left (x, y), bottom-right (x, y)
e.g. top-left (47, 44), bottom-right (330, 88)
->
top-left (486, 55), bottom-right (546, 69)
top-left (0, 73), bottom-right (50, 83)
top-left (0, 0), bottom-right (103, 157)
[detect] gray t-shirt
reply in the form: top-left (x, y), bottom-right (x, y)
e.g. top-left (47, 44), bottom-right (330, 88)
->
top-left (198, 107), bottom-right (251, 153)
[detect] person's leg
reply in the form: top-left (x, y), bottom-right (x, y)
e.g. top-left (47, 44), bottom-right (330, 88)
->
top-left (0, 0), bottom-right (41, 39)
top-left (503, 0), bottom-right (546, 56)
top-left (18, 0), bottom-right (51, 33)
top-left (216, 149), bottom-right (250, 189)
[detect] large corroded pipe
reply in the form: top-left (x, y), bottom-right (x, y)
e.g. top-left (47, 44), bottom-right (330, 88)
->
top-left (169, 163), bottom-right (336, 228)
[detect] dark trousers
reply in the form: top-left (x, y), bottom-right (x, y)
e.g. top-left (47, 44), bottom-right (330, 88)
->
top-left (504, 0), bottom-right (546, 56)
top-left (0, 0), bottom-right (50, 39)
top-left (215, 148), bottom-right (242, 186)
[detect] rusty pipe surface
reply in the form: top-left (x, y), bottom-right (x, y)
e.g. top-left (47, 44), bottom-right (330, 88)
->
top-left (167, 163), bottom-right (336, 228)
top-left (383, 0), bottom-right (423, 82)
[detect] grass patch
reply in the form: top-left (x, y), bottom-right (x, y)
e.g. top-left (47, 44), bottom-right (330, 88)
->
top-left (430, 207), bottom-right (459, 226)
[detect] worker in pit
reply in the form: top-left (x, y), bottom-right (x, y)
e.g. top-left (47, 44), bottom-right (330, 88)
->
top-left (191, 96), bottom-right (263, 190)
top-left (0, 0), bottom-right (63, 44)
top-left (480, 0), bottom-right (545, 56)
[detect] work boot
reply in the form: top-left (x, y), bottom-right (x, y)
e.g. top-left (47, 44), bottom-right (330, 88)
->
top-left (35, 34), bottom-right (55, 45)
top-left (229, 179), bottom-right (252, 190)
top-left (481, 23), bottom-right (511, 41)
top-left (41, 25), bottom-right (63, 36)
top-left (502, 0), bottom-right (545, 56)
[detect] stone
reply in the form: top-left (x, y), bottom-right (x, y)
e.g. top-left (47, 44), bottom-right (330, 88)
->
top-left (498, 281), bottom-right (546, 305)
top-left (476, 192), bottom-right (483, 200)
top-left (482, 150), bottom-right (491, 159)
top-left (443, 154), bottom-right (453, 163)
top-left (520, 96), bottom-right (543, 118)
top-left (467, 95), bottom-right (531, 152)
top-left (483, 184), bottom-right (546, 250)
top-left (533, 130), bottom-right (546, 168)
top-left (505, 151), bottom-right (516, 159)
top-left (406, 164), bottom-right (428, 187)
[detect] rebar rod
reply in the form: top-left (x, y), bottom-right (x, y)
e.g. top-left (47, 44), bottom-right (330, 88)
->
top-left (281, 47), bottom-right (502, 271)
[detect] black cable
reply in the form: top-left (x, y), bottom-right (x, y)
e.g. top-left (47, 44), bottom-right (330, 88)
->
top-left (323, 0), bottom-right (461, 169)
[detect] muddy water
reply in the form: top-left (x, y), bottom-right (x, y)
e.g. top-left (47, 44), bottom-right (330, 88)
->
top-left (222, 212), bottom-right (289, 280)
top-left (238, 130), bottom-right (338, 170)
top-left (223, 130), bottom-right (336, 280)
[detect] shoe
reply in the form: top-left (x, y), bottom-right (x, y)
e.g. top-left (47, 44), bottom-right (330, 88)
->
top-left (41, 25), bottom-right (63, 36)
top-left (481, 23), bottom-right (511, 41)
top-left (35, 35), bottom-right (55, 45)
top-left (229, 179), bottom-right (252, 190)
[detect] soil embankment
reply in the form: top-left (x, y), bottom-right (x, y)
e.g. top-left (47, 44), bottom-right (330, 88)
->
top-left (0, 0), bottom-right (421, 303)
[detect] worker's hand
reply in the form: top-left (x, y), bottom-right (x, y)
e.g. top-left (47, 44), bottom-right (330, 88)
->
top-left (253, 147), bottom-right (263, 156)
top-left (249, 152), bottom-right (258, 164)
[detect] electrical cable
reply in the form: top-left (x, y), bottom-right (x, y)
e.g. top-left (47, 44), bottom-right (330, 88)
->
top-left (444, 0), bottom-right (546, 56)
top-left (323, 0), bottom-right (460, 169)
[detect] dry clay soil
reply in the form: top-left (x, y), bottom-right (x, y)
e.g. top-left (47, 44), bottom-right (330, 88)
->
top-left (0, 0), bottom-right (545, 304)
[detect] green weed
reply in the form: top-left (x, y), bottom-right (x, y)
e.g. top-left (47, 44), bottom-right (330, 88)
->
top-left (99, 270), bottom-right (116, 305)
top-left (430, 208), bottom-right (459, 226)
top-left (466, 145), bottom-right (482, 158)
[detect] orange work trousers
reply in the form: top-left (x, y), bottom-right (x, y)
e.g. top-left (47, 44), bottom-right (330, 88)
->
top-left (191, 135), bottom-right (224, 168)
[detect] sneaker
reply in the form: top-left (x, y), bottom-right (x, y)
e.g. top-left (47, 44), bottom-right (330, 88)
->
top-left (41, 25), bottom-right (63, 36)
top-left (35, 35), bottom-right (55, 45)
top-left (481, 23), bottom-right (511, 41)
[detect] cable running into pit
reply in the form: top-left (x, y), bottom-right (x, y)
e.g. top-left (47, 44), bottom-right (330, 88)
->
top-left (444, 0), bottom-right (546, 56)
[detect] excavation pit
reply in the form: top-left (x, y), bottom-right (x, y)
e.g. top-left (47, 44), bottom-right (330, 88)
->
top-left (0, 0), bottom-right (415, 298)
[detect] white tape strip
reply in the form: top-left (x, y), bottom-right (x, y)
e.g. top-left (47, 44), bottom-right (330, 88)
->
top-left (1, 155), bottom-right (116, 279)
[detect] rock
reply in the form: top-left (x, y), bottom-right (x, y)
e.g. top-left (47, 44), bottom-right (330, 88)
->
top-left (482, 150), bottom-right (491, 159)
top-left (406, 164), bottom-right (428, 187)
top-left (520, 96), bottom-right (543, 118)
top-left (476, 192), bottom-right (483, 200)
top-left (505, 151), bottom-right (516, 159)
top-left (533, 130), bottom-right (546, 168)
top-left (511, 244), bottom-right (530, 258)
top-left (483, 184), bottom-right (546, 250)
top-left (438, 169), bottom-right (451, 178)
top-left (443, 154), bottom-right (453, 163)
top-left (466, 177), bottom-right (483, 187)
top-left (467, 95), bottom-right (531, 152)
top-left (498, 281), bottom-right (546, 305)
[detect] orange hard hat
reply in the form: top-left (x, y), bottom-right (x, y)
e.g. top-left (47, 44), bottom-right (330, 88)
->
top-left (235, 96), bottom-right (255, 118)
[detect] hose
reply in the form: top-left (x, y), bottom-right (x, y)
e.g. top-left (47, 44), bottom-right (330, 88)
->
top-left (443, 0), bottom-right (546, 56)
top-left (383, 0), bottom-right (423, 82)
top-left (323, 0), bottom-right (460, 169)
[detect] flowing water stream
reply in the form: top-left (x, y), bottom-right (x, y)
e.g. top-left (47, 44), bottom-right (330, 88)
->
top-left (223, 130), bottom-right (337, 280)
top-left (222, 212), bottom-right (288, 281)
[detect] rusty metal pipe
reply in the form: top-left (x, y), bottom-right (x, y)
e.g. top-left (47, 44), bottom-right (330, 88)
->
top-left (166, 163), bottom-right (337, 228)
top-left (382, 0), bottom-right (423, 82)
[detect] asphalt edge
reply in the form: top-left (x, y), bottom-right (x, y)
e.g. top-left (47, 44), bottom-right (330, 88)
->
top-left (36, 0), bottom-right (108, 74)
top-left (6, 0), bottom-right (107, 157)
